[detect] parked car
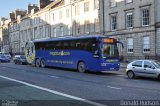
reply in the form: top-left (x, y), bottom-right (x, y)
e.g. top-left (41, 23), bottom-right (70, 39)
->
top-left (0, 55), bottom-right (10, 63)
top-left (13, 55), bottom-right (27, 65)
top-left (4, 53), bottom-right (12, 59)
top-left (0, 52), bottom-right (11, 59)
top-left (126, 60), bottom-right (160, 80)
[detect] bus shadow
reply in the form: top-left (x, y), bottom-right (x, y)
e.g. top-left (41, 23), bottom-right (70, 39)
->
top-left (46, 66), bottom-right (120, 76)
top-left (133, 77), bottom-right (160, 82)
top-left (86, 71), bottom-right (121, 76)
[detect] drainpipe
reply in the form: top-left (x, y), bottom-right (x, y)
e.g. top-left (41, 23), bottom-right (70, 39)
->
top-left (154, 0), bottom-right (157, 58)
top-left (71, 2), bottom-right (73, 36)
top-left (102, 0), bottom-right (105, 35)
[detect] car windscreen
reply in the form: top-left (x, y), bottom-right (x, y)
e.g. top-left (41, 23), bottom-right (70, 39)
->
top-left (20, 56), bottom-right (26, 59)
top-left (1, 56), bottom-right (6, 58)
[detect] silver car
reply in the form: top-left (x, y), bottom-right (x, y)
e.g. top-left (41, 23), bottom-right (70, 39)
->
top-left (126, 60), bottom-right (160, 80)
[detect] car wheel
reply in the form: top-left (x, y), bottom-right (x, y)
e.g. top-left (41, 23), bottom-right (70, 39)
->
top-left (19, 61), bottom-right (22, 65)
top-left (35, 59), bottom-right (41, 67)
top-left (41, 59), bottom-right (46, 68)
top-left (78, 62), bottom-right (86, 73)
top-left (127, 71), bottom-right (135, 79)
top-left (158, 75), bottom-right (160, 80)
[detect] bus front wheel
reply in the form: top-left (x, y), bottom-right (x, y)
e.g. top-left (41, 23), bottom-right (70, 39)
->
top-left (36, 59), bottom-right (41, 67)
top-left (41, 59), bottom-right (46, 68)
top-left (78, 62), bottom-right (86, 73)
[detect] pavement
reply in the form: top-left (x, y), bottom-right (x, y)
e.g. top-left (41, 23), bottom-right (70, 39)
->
top-left (120, 62), bottom-right (127, 68)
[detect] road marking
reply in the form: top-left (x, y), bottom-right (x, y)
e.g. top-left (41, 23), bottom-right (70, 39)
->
top-left (50, 76), bottom-right (60, 79)
top-left (0, 75), bottom-right (106, 106)
top-left (21, 70), bottom-right (26, 72)
top-left (107, 86), bottom-right (122, 90)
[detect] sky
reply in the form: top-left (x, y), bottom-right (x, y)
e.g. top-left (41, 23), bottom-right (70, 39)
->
top-left (0, 0), bottom-right (38, 18)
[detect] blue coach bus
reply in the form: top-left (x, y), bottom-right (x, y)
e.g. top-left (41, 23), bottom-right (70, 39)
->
top-left (25, 35), bottom-right (123, 72)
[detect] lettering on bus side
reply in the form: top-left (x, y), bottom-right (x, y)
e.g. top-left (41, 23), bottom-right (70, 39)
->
top-left (49, 51), bottom-right (70, 56)
top-left (106, 59), bottom-right (119, 63)
top-left (47, 60), bottom-right (73, 64)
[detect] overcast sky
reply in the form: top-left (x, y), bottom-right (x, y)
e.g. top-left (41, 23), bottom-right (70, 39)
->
top-left (0, 0), bottom-right (38, 18)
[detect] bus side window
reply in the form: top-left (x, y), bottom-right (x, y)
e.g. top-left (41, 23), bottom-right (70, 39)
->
top-left (76, 42), bottom-right (81, 48)
top-left (70, 41), bottom-right (75, 50)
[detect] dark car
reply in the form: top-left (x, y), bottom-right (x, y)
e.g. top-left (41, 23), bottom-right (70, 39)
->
top-left (0, 55), bottom-right (10, 63)
top-left (13, 55), bottom-right (27, 65)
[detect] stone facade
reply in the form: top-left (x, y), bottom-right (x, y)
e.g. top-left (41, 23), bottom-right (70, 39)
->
top-left (103, 0), bottom-right (158, 61)
top-left (1, 0), bottom-right (160, 61)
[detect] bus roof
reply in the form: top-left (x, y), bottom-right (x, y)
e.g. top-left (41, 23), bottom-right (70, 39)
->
top-left (33, 35), bottom-right (111, 43)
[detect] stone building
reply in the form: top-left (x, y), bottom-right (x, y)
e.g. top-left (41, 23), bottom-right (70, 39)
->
top-left (50, 0), bottom-right (100, 37)
top-left (103, 0), bottom-right (160, 61)
top-left (19, 4), bottom-right (39, 53)
top-left (9, 10), bottom-right (27, 54)
top-left (1, 0), bottom-right (160, 60)
top-left (0, 18), bottom-right (10, 53)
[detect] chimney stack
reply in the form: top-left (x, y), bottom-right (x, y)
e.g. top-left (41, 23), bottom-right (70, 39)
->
top-left (28, 4), bottom-right (39, 14)
top-left (15, 9), bottom-right (27, 18)
top-left (39, 0), bottom-right (53, 9)
top-left (9, 12), bottom-right (15, 20)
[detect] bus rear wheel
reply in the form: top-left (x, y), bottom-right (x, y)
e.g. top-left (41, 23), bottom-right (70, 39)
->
top-left (41, 59), bottom-right (46, 68)
top-left (36, 59), bottom-right (40, 67)
top-left (78, 62), bottom-right (86, 73)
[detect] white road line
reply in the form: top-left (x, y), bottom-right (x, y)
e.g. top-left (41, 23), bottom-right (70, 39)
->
top-left (21, 70), bottom-right (26, 72)
top-left (50, 76), bottom-right (60, 79)
top-left (0, 75), bottom-right (106, 106)
top-left (107, 86), bottom-right (122, 90)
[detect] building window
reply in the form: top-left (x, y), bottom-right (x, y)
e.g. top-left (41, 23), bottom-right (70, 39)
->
top-left (34, 27), bottom-right (38, 39)
top-left (94, 0), bottom-right (99, 9)
top-left (142, 8), bottom-right (150, 26)
top-left (39, 26), bottom-right (43, 38)
top-left (67, 25), bottom-right (71, 35)
top-left (110, 0), bottom-right (116, 7)
top-left (60, 26), bottom-right (64, 36)
top-left (94, 18), bottom-right (100, 32)
top-left (59, 11), bottom-right (63, 20)
top-left (40, 16), bottom-right (43, 23)
top-left (126, 0), bottom-right (133, 4)
top-left (75, 22), bottom-right (80, 35)
top-left (53, 13), bottom-right (55, 21)
top-left (75, 5), bottom-right (80, 16)
top-left (45, 25), bottom-right (49, 37)
top-left (110, 14), bottom-right (117, 31)
top-left (84, 2), bottom-right (89, 12)
top-left (126, 12), bottom-right (133, 28)
top-left (45, 13), bottom-right (49, 22)
top-left (84, 21), bottom-right (90, 33)
top-left (52, 28), bottom-right (56, 37)
top-left (143, 36), bottom-right (150, 53)
top-left (66, 9), bottom-right (70, 18)
top-left (127, 38), bottom-right (133, 53)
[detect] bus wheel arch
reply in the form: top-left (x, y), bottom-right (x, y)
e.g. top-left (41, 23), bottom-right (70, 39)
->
top-left (157, 74), bottom-right (160, 80)
top-left (40, 59), bottom-right (46, 68)
top-left (35, 58), bottom-right (41, 67)
top-left (77, 61), bottom-right (86, 73)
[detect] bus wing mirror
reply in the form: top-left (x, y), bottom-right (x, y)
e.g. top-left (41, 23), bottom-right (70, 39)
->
top-left (93, 50), bottom-right (100, 58)
top-left (93, 55), bottom-right (99, 58)
top-left (117, 41), bottom-right (124, 48)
